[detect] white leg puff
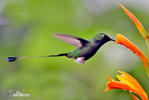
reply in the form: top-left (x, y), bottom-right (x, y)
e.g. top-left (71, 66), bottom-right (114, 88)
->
top-left (74, 57), bottom-right (85, 64)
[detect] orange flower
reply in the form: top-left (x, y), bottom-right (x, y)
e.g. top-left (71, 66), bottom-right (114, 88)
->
top-left (119, 3), bottom-right (148, 39)
top-left (115, 34), bottom-right (149, 76)
top-left (130, 93), bottom-right (139, 100)
top-left (105, 71), bottom-right (148, 100)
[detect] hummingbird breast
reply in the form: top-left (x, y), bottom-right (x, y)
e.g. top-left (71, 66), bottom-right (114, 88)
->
top-left (77, 43), bottom-right (100, 61)
top-left (71, 33), bottom-right (113, 61)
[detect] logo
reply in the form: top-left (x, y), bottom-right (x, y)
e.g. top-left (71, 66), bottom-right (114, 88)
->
top-left (8, 89), bottom-right (30, 97)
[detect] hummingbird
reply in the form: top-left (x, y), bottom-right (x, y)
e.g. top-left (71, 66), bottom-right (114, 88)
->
top-left (6, 33), bottom-right (115, 64)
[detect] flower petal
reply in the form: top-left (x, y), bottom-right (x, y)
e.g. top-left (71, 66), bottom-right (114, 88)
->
top-left (118, 71), bottom-right (145, 93)
top-left (105, 71), bottom-right (149, 100)
top-left (119, 3), bottom-right (148, 39)
top-left (115, 34), bottom-right (149, 76)
top-left (130, 93), bottom-right (140, 100)
top-left (105, 75), bottom-right (134, 92)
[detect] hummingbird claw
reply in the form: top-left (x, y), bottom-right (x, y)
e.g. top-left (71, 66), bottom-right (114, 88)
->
top-left (74, 57), bottom-right (85, 64)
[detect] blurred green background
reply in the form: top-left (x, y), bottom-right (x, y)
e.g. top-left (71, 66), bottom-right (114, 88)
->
top-left (0, 0), bottom-right (149, 100)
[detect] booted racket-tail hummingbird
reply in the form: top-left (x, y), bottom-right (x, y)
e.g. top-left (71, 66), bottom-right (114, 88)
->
top-left (6, 33), bottom-right (114, 64)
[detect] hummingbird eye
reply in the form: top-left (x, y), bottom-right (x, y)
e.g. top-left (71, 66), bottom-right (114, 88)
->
top-left (101, 34), bottom-right (104, 37)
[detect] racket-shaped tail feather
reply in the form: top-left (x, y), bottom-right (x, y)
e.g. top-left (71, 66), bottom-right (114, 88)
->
top-left (6, 57), bottom-right (18, 62)
top-left (6, 53), bottom-right (68, 62)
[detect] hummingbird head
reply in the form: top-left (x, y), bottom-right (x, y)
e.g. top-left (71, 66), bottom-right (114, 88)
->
top-left (92, 33), bottom-right (115, 43)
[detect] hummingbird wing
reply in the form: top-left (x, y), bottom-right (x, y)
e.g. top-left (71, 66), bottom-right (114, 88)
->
top-left (53, 34), bottom-right (89, 48)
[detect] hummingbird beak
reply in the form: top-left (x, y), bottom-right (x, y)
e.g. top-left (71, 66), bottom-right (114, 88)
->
top-left (111, 39), bottom-right (116, 41)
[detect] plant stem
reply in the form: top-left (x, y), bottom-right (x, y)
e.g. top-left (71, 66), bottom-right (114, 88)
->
top-left (145, 38), bottom-right (149, 54)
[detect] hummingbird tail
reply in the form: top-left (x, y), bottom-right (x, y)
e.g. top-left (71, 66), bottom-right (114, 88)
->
top-left (47, 53), bottom-right (67, 57)
top-left (6, 56), bottom-right (36, 62)
top-left (6, 57), bottom-right (18, 62)
top-left (6, 53), bottom-right (68, 62)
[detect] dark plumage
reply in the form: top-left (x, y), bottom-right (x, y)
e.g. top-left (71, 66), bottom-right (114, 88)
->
top-left (6, 57), bottom-right (18, 62)
top-left (6, 33), bottom-right (115, 64)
